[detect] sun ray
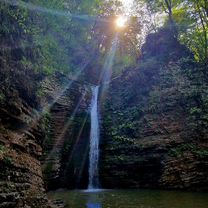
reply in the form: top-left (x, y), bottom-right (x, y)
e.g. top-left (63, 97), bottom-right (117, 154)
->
top-left (3, 0), bottom-right (108, 23)
top-left (76, 140), bottom-right (90, 186)
top-left (42, 92), bottom-right (86, 169)
top-left (99, 34), bottom-right (119, 89)
top-left (15, 41), bottom-right (98, 157)
top-left (62, 113), bottom-right (89, 181)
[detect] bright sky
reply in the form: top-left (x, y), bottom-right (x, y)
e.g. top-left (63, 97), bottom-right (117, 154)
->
top-left (119, 0), bottom-right (134, 14)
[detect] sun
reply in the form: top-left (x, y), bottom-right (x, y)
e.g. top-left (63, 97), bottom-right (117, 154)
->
top-left (116, 16), bottom-right (127, 28)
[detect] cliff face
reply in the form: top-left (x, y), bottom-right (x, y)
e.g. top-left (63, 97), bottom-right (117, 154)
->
top-left (1, 11), bottom-right (208, 205)
top-left (0, 46), bottom-right (51, 206)
top-left (0, 26), bottom-right (90, 205)
top-left (0, 66), bottom-right (90, 207)
top-left (100, 28), bottom-right (208, 190)
top-left (0, 91), bottom-right (50, 207)
top-left (0, 1), bottom-right (93, 199)
top-left (0, 6), bottom-right (91, 199)
top-left (41, 74), bottom-right (91, 190)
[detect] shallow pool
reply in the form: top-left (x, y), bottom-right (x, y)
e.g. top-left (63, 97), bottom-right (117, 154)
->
top-left (48, 189), bottom-right (208, 208)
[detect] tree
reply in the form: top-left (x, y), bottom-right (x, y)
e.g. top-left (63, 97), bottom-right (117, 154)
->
top-left (136, 0), bottom-right (208, 64)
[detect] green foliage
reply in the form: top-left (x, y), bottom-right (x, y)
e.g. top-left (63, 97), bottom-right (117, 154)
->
top-left (138, 0), bottom-right (208, 63)
top-left (62, 140), bottom-right (72, 158)
top-left (41, 112), bottom-right (51, 130)
top-left (189, 103), bottom-right (208, 138)
top-left (169, 143), bottom-right (208, 158)
top-left (0, 145), bottom-right (13, 165)
top-left (36, 86), bottom-right (46, 98)
top-left (41, 112), bottom-right (53, 154)
top-left (112, 55), bottom-right (136, 76)
top-left (0, 2), bottom-right (29, 35)
top-left (103, 96), bottom-right (143, 149)
top-left (3, 156), bottom-right (13, 165)
top-left (141, 56), bottom-right (208, 139)
top-left (0, 145), bottom-right (6, 154)
top-left (43, 161), bottom-right (53, 175)
top-left (0, 92), bottom-right (5, 104)
top-left (0, 0), bottom-right (103, 77)
top-left (139, 57), bottom-right (161, 70)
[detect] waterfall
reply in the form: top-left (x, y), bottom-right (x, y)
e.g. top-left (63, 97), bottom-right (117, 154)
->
top-left (88, 86), bottom-right (100, 189)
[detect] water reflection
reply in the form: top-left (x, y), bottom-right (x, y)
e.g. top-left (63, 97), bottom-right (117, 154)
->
top-left (86, 191), bottom-right (102, 208)
top-left (87, 202), bottom-right (102, 208)
top-left (48, 189), bottom-right (208, 208)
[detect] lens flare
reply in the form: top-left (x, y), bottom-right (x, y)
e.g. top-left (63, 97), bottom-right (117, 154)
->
top-left (116, 16), bottom-right (127, 28)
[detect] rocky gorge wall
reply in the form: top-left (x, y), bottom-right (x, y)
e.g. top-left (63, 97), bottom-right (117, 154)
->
top-left (0, 90), bottom-right (50, 208)
top-left (41, 75), bottom-right (91, 190)
top-left (0, 40), bottom-right (52, 207)
top-left (100, 28), bottom-right (208, 191)
top-left (0, 65), bottom-right (91, 207)
top-left (1, 19), bottom-right (208, 208)
top-left (0, 31), bottom-right (91, 206)
top-left (0, 7), bottom-right (91, 203)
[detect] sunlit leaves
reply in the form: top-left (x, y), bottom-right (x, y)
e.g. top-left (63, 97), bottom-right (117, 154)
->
top-left (136, 0), bottom-right (208, 63)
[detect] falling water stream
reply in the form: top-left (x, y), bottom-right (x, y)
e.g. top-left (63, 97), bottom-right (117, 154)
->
top-left (88, 86), bottom-right (100, 190)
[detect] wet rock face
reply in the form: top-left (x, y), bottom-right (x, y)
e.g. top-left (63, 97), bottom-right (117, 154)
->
top-left (0, 68), bottom-right (90, 206)
top-left (160, 152), bottom-right (208, 190)
top-left (0, 41), bottom-right (91, 203)
top-left (0, 88), bottom-right (49, 207)
top-left (100, 28), bottom-right (208, 190)
top-left (41, 74), bottom-right (91, 190)
top-left (0, 24), bottom-right (54, 206)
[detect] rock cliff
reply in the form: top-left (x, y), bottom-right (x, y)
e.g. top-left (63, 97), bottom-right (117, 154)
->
top-left (100, 28), bottom-right (208, 190)
top-left (0, 48), bottom-right (51, 207)
top-left (1, 20), bottom-right (208, 208)
top-left (41, 74), bottom-right (91, 190)
top-left (0, 31), bottom-right (90, 205)
top-left (0, 66), bottom-right (90, 207)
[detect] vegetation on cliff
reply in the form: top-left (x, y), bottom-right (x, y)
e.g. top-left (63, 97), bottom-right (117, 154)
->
top-left (0, 0), bottom-right (208, 207)
top-left (100, 27), bottom-right (208, 189)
